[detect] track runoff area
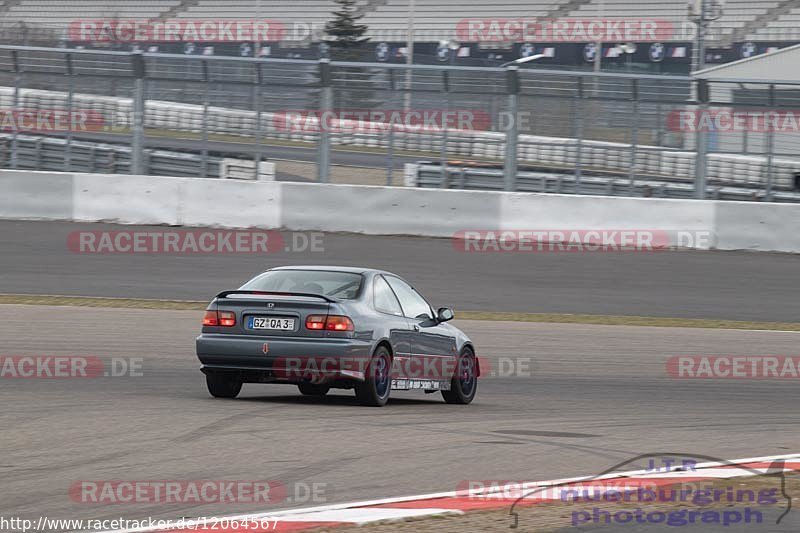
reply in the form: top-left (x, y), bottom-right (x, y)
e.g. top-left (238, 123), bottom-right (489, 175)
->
top-left (2, 222), bottom-right (800, 532)
top-left (94, 454), bottom-right (800, 532)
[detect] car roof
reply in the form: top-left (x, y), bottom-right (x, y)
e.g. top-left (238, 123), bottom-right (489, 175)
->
top-left (269, 265), bottom-right (395, 276)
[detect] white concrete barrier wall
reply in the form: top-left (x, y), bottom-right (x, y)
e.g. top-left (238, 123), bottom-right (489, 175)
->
top-left (72, 173), bottom-right (282, 228)
top-left (73, 174), bottom-right (183, 226)
top-left (500, 194), bottom-right (717, 249)
top-left (1, 170), bottom-right (800, 253)
top-left (180, 179), bottom-right (281, 229)
top-left (280, 182), bottom-right (503, 237)
top-left (0, 170), bottom-right (73, 220)
top-left (714, 201), bottom-right (800, 253)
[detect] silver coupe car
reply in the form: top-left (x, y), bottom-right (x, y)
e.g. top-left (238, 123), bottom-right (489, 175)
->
top-left (196, 266), bottom-right (479, 406)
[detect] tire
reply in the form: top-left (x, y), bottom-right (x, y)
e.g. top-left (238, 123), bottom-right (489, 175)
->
top-left (206, 372), bottom-right (243, 399)
top-left (298, 383), bottom-right (330, 396)
top-left (355, 346), bottom-right (392, 407)
top-left (442, 348), bottom-right (477, 405)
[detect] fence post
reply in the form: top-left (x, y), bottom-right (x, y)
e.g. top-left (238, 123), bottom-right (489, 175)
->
top-left (655, 102), bottom-right (664, 147)
top-left (694, 78), bottom-right (709, 199)
top-left (201, 58), bottom-right (210, 179)
top-left (574, 76), bottom-right (585, 193)
top-left (31, 138), bottom-right (40, 169)
top-left (386, 69), bottom-right (396, 186)
top-left (317, 58), bottom-right (332, 183)
top-left (253, 61), bottom-right (264, 181)
top-left (439, 70), bottom-right (450, 188)
top-left (65, 53), bottom-right (73, 172)
top-left (628, 78), bottom-right (640, 192)
top-left (742, 124), bottom-right (749, 154)
top-left (765, 84), bottom-right (775, 201)
top-left (503, 65), bottom-right (520, 192)
top-left (11, 50), bottom-right (19, 170)
top-left (131, 51), bottom-right (146, 175)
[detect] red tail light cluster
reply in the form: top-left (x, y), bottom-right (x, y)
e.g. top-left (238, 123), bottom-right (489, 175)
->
top-left (305, 315), bottom-right (354, 331)
top-left (203, 310), bottom-right (236, 327)
top-left (305, 315), bottom-right (326, 330)
top-left (325, 315), bottom-right (355, 331)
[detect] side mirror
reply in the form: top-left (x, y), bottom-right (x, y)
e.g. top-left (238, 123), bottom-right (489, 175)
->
top-left (437, 307), bottom-right (455, 322)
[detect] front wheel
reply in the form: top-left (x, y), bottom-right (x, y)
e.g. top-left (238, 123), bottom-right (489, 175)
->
top-left (206, 372), bottom-right (242, 399)
top-left (442, 348), bottom-right (477, 405)
top-left (355, 347), bottom-right (392, 407)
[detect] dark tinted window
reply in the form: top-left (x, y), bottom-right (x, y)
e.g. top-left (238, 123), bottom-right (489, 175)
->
top-left (373, 275), bottom-right (403, 316)
top-left (385, 276), bottom-right (433, 320)
top-left (241, 270), bottom-right (363, 299)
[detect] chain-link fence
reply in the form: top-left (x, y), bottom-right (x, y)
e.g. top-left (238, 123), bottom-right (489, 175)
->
top-left (0, 45), bottom-right (798, 200)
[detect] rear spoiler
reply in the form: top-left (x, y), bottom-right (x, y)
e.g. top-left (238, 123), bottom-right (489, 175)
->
top-left (215, 290), bottom-right (336, 303)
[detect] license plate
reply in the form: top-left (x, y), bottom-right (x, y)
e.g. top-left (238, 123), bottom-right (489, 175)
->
top-left (248, 317), bottom-right (295, 330)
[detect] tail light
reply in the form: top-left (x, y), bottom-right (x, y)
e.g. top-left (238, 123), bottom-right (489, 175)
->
top-left (306, 315), bottom-right (326, 330)
top-left (203, 310), bottom-right (236, 327)
top-left (325, 315), bottom-right (354, 331)
top-left (219, 311), bottom-right (236, 327)
top-left (202, 310), bottom-right (218, 326)
top-left (305, 315), bottom-right (354, 332)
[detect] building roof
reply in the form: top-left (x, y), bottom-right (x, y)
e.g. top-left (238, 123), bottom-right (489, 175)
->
top-left (694, 43), bottom-right (800, 83)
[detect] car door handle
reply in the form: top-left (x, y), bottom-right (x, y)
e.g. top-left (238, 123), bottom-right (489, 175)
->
top-left (413, 324), bottom-right (420, 332)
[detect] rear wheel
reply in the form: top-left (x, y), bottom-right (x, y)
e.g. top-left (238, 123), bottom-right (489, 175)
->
top-left (355, 346), bottom-right (392, 407)
top-left (298, 383), bottom-right (330, 396)
top-left (206, 372), bottom-right (242, 399)
top-left (442, 348), bottom-right (477, 405)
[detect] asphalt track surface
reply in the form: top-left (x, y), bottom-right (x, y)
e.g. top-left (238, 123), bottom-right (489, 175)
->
top-left (2, 220), bottom-right (800, 321)
top-left (1, 305), bottom-right (799, 529)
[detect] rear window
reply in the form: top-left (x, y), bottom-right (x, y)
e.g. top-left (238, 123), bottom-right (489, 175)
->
top-left (240, 270), bottom-right (363, 300)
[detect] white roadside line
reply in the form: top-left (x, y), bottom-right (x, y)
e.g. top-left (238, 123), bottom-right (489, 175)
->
top-left (96, 452), bottom-right (800, 533)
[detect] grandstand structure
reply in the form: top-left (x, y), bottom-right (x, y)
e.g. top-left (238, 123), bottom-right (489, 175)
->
top-left (0, 0), bottom-right (793, 76)
top-left (746, 4), bottom-right (800, 41)
top-left (4, 1), bottom-right (181, 27)
top-left (358, 0), bottom-right (795, 46)
top-left (360, 0), bottom-right (562, 42)
top-left (568, 0), bottom-right (778, 44)
top-left (0, 0), bottom-right (798, 47)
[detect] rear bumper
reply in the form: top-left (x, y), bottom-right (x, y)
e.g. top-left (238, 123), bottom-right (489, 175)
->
top-left (196, 333), bottom-right (372, 383)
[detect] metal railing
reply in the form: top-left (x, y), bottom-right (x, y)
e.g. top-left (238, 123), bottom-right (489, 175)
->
top-left (0, 133), bottom-right (224, 177)
top-left (412, 162), bottom-right (800, 202)
top-left (0, 133), bottom-right (281, 180)
top-left (0, 45), bottom-right (798, 200)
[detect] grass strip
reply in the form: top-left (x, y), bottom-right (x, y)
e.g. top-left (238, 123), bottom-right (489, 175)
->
top-left (1, 294), bottom-right (798, 331)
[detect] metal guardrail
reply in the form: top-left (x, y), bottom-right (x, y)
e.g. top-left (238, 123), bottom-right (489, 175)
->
top-left (413, 163), bottom-right (800, 203)
top-left (2, 85), bottom-right (799, 193)
top-left (0, 133), bottom-right (223, 177)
